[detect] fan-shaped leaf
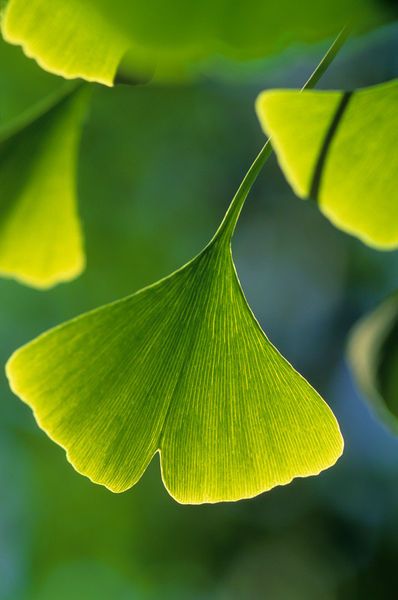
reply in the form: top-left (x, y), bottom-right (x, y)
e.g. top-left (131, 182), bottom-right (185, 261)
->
top-left (1, 0), bottom-right (389, 85)
top-left (5, 40), bottom-right (347, 502)
top-left (256, 79), bottom-right (398, 249)
top-left (6, 233), bottom-right (343, 503)
top-left (0, 87), bottom-right (87, 288)
top-left (349, 293), bottom-right (398, 432)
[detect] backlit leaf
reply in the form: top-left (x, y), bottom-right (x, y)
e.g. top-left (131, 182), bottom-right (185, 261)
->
top-left (348, 293), bottom-right (398, 432)
top-left (6, 38), bottom-right (348, 502)
top-left (256, 79), bottom-right (398, 249)
top-left (6, 158), bottom-right (343, 504)
top-left (1, 0), bottom-right (390, 85)
top-left (0, 87), bottom-right (87, 288)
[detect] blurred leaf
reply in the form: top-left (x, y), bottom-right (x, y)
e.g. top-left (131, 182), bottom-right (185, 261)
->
top-left (1, 0), bottom-right (390, 85)
top-left (6, 181), bottom-right (343, 504)
top-left (256, 79), bottom-right (398, 249)
top-left (0, 86), bottom-right (87, 288)
top-left (0, 34), bottom-right (64, 133)
top-left (349, 293), bottom-right (398, 432)
top-left (1, 0), bottom-right (129, 87)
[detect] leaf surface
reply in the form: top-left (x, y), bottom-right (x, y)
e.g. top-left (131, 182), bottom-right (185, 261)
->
top-left (256, 79), bottom-right (398, 249)
top-left (5, 41), bottom-right (347, 502)
top-left (0, 88), bottom-right (87, 288)
top-left (6, 232), bottom-right (343, 503)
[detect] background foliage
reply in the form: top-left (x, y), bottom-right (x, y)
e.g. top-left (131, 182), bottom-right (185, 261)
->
top-left (1, 10), bottom-right (398, 600)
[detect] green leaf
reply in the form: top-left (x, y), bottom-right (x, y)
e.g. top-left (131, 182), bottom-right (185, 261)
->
top-left (348, 293), bottom-right (398, 432)
top-left (256, 79), bottom-right (398, 249)
top-left (6, 125), bottom-right (343, 502)
top-left (1, 0), bottom-right (389, 85)
top-left (6, 235), bottom-right (343, 503)
top-left (1, 0), bottom-right (129, 87)
top-left (5, 40), bottom-right (346, 503)
top-left (0, 87), bottom-right (87, 288)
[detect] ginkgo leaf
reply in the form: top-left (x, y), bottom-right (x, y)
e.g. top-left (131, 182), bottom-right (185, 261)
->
top-left (0, 86), bottom-right (87, 288)
top-left (256, 79), bottom-right (398, 249)
top-left (1, 0), bottom-right (389, 85)
top-left (5, 42), bottom-right (345, 503)
top-left (5, 147), bottom-right (344, 504)
top-left (6, 231), bottom-right (343, 503)
top-left (1, 0), bottom-right (129, 86)
top-left (348, 293), bottom-right (398, 433)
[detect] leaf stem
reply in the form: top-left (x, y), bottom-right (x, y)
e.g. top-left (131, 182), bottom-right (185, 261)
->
top-left (213, 26), bottom-right (350, 245)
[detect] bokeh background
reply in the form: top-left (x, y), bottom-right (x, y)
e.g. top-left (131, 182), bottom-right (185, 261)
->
top-left (1, 21), bottom-right (398, 600)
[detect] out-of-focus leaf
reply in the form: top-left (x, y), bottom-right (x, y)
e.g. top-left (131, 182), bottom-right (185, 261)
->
top-left (6, 174), bottom-right (343, 504)
top-left (256, 79), bottom-right (398, 249)
top-left (0, 34), bottom-right (64, 133)
top-left (348, 293), bottom-right (398, 432)
top-left (0, 87), bottom-right (87, 288)
top-left (1, 0), bottom-right (391, 85)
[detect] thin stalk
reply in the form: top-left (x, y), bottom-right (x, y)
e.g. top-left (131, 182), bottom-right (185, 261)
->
top-left (213, 27), bottom-right (349, 245)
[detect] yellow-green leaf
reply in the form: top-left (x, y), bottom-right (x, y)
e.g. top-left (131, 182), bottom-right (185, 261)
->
top-left (5, 39), bottom-right (346, 503)
top-left (6, 117), bottom-right (343, 503)
top-left (256, 79), bottom-right (398, 249)
top-left (0, 87), bottom-right (87, 288)
top-left (6, 235), bottom-right (343, 503)
top-left (348, 293), bottom-right (398, 433)
top-left (1, 0), bottom-right (390, 85)
top-left (2, 0), bottom-right (129, 86)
